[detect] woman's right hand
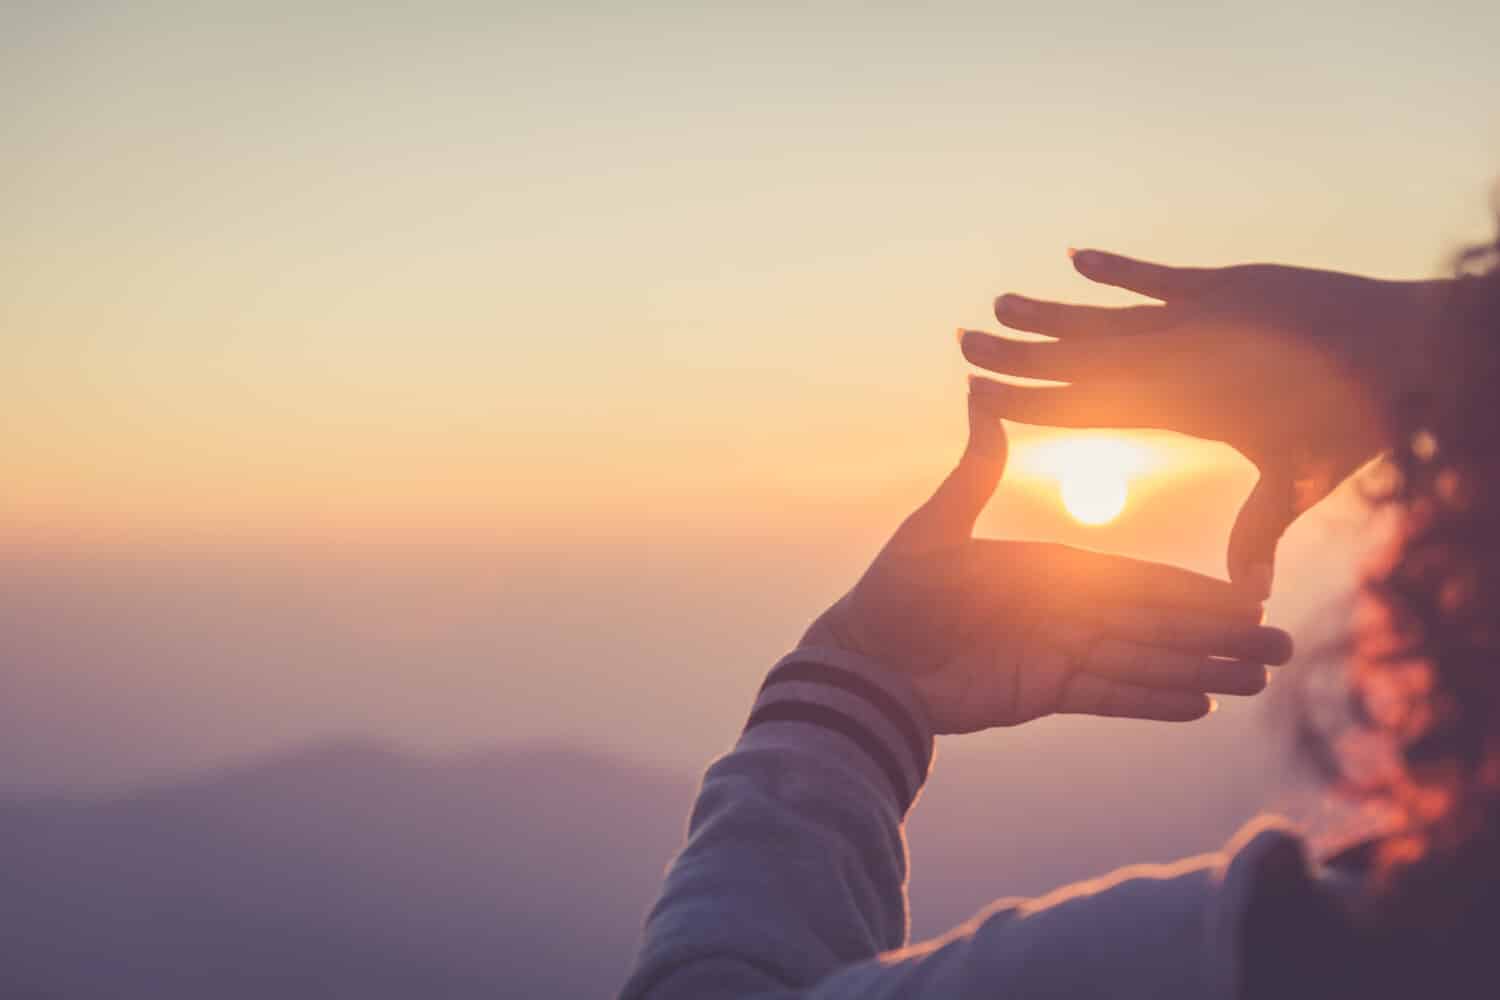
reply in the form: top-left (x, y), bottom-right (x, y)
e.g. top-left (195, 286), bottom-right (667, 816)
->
top-left (799, 397), bottom-right (1291, 735)
top-left (960, 251), bottom-right (1448, 597)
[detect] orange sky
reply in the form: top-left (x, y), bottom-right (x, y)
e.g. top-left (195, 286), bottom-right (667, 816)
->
top-left (5, 3), bottom-right (1498, 552)
top-left (2, 3), bottom-right (1498, 791)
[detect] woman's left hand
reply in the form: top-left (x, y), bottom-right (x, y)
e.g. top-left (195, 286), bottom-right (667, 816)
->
top-left (800, 395), bottom-right (1293, 734)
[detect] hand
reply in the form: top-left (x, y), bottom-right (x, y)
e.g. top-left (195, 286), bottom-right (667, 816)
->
top-left (800, 396), bottom-right (1293, 734)
top-left (959, 251), bottom-right (1447, 596)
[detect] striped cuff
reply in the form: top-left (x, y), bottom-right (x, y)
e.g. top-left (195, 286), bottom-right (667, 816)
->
top-left (738, 647), bottom-right (935, 814)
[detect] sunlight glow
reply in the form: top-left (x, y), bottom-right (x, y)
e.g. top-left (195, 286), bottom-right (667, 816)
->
top-left (1010, 434), bottom-right (1164, 526)
top-left (1059, 468), bottom-right (1129, 525)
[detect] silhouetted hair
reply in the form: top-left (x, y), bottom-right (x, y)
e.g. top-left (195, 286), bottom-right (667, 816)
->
top-left (1250, 206), bottom-right (1500, 1000)
top-left (1334, 206), bottom-right (1500, 933)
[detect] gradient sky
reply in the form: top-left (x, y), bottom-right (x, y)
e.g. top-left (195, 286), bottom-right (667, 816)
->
top-left (3, 2), bottom-right (1499, 789)
top-left (6, 1), bottom-right (1498, 543)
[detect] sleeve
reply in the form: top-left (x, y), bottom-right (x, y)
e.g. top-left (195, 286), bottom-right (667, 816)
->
top-left (617, 645), bottom-right (936, 999)
top-left (619, 646), bottom-right (1256, 1000)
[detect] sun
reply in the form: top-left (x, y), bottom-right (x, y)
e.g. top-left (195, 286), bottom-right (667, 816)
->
top-left (1009, 433), bottom-right (1154, 526)
top-left (1059, 467), bottom-right (1128, 525)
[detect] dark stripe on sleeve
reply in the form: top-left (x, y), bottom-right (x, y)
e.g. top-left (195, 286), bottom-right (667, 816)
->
top-left (744, 702), bottom-right (914, 810)
top-left (760, 660), bottom-right (929, 777)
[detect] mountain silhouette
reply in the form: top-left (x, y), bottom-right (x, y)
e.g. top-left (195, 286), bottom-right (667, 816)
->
top-left (0, 742), bottom-right (694, 999)
top-left (0, 718), bottom-right (1296, 998)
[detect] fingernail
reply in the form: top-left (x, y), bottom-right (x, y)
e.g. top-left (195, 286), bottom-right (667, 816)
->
top-left (955, 327), bottom-right (966, 347)
top-left (1066, 247), bottom-right (1077, 258)
top-left (1207, 697), bottom-right (1220, 714)
top-left (996, 294), bottom-right (1031, 318)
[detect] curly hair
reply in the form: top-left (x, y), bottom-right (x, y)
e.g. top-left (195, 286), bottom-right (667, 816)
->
top-left (1244, 215), bottom-right (1500, 1000)
top-left (1339, 215), bottom-right (1500, 925)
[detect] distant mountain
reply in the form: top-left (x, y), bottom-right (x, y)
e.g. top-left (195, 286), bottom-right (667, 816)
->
top-left (0, 720), bottom-right (1303, 998)
top-left (0, 742), bottom-right (696, 999)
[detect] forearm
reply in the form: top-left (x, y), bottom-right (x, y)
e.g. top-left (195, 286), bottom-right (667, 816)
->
top-left (619, 647), bottom-right (935, 1000)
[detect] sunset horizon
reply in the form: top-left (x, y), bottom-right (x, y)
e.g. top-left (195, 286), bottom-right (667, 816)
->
top-left (4, 3), bottom-right (1498, 996)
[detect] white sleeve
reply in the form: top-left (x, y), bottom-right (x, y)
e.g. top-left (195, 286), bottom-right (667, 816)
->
top-left (620, 646), bottom-right (1286, 1000)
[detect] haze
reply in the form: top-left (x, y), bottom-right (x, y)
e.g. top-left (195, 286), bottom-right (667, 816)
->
top-left (6, 1), bottom-right (1496, 791)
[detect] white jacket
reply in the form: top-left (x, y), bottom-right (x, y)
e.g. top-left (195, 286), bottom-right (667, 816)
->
top-left (621, 646), bottom-right (1360, 1000)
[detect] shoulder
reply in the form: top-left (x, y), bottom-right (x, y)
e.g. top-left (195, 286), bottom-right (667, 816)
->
top-left (926, 816), bottom-right (1317, 1000)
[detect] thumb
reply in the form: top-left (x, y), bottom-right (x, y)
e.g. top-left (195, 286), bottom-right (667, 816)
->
top-left (1227, 466), bottom-right (1298, 600)
top-left (898, 393), bottom-right (1009, 549)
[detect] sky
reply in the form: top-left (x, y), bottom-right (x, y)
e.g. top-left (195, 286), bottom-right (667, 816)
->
top-left (3, 1), bottom-right (1499, 791)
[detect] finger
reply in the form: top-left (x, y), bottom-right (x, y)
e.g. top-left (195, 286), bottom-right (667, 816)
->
top-left (1199, 660), bottom-right (1272, 696)
top-left (993, 541), bottom-right (1263, 619)
top-left (1227, 467), bottom-right (1299, 599)
top-left (1093, 558), bottom-right (1262, 618)
top-left (1088, 607), bottom-right (1294, 663)
top-left (966, 375), bottom-right (1176, 430)
top-left (966, 375), bottom-right (1160, 430)
top-left (993, 295), bottom-right (1172, 339)
top-left (896, 396), bottom-right (1008, 548)
top-left (1071, 249), bottom-right (1218, 302)
top-left (1082, 639), bottom-right (1269, 695)
top-left (959, 329), bottom-right (1104, 382)
top-left (1058, 673), bottom-right (1212, 722)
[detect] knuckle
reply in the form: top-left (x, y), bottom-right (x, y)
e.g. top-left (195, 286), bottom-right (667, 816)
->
top-left (1086, 637), bottom-right (1123, 673)
top-left (1194, 657), bottom-right (1213, 691)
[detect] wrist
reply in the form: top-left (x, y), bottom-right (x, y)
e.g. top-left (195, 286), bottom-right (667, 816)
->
top-left (799, 595), bottom-right (897, 670)
top-left (1380, 278), bottom-right (1452, 409)
top-left (742, 648), bottom-right (936, 815)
